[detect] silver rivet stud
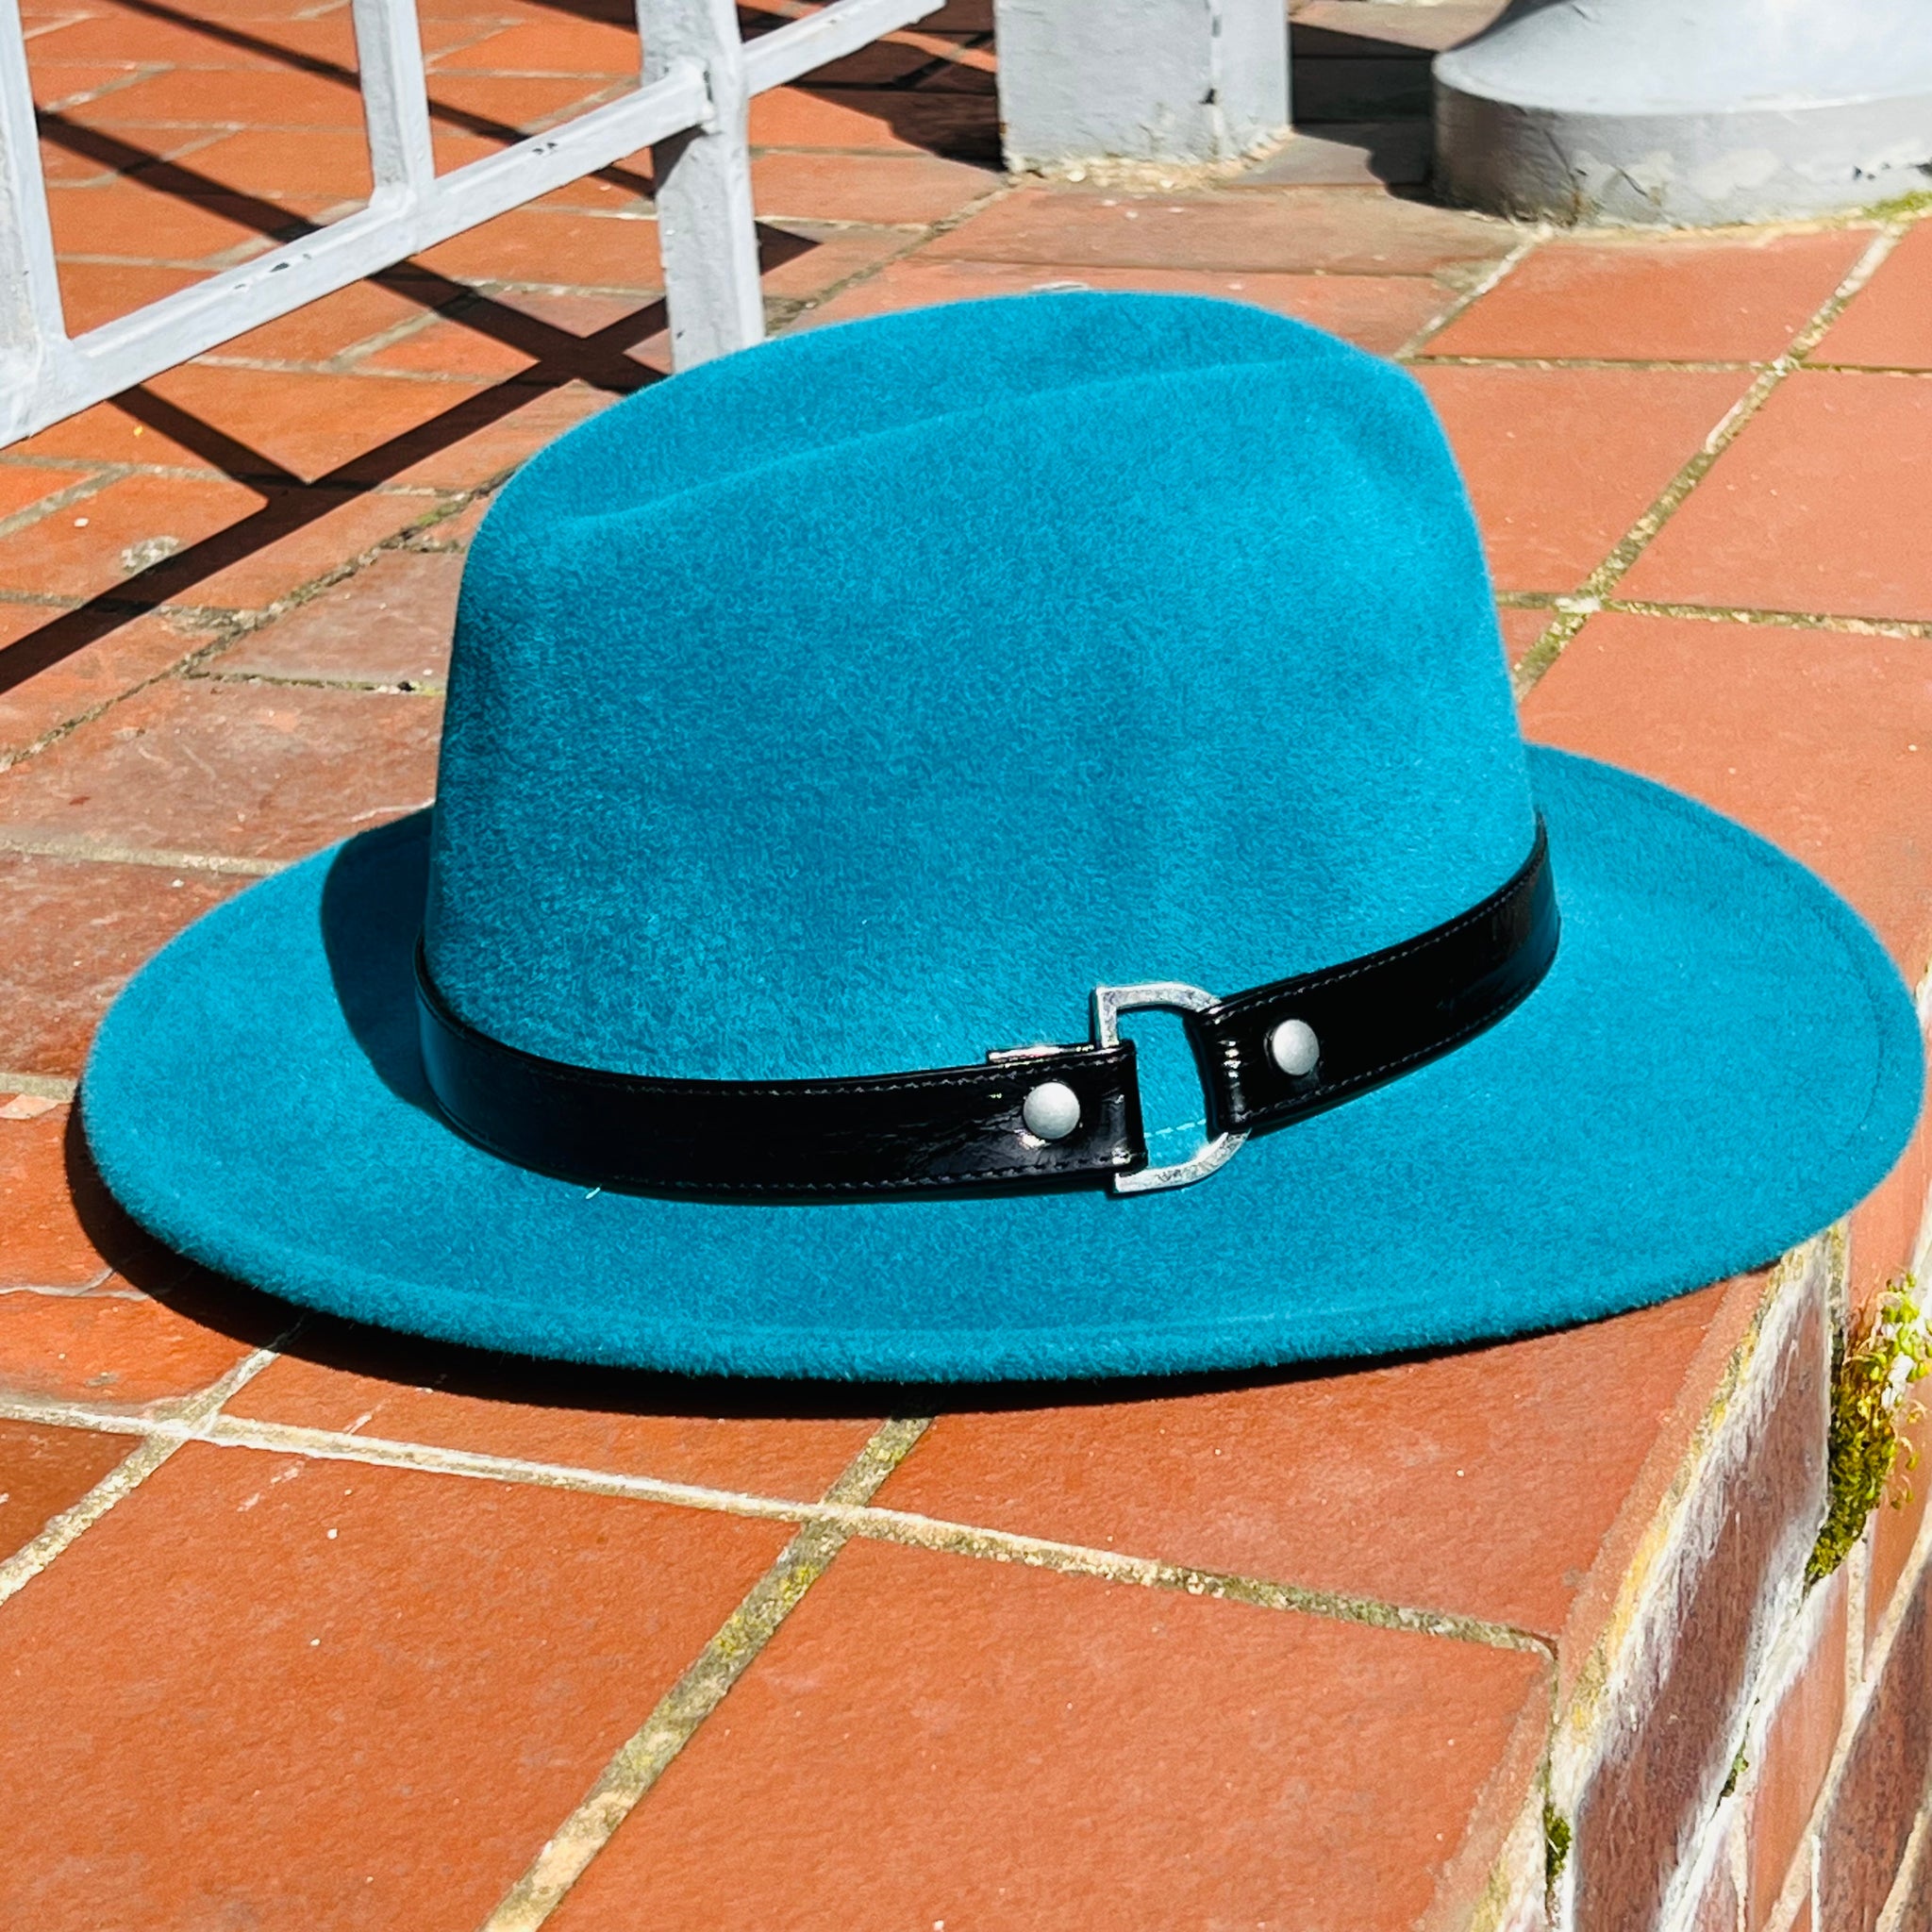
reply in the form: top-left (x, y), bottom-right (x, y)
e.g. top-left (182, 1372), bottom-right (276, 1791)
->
top-left (1022, 1080), bottom-right (1082, 1141)
top-left (1268, 1018), bottom-right (1320, 1077)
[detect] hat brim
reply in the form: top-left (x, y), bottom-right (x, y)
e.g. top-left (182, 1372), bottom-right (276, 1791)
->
top-left (81, 747), bottom-right (1923, 1382)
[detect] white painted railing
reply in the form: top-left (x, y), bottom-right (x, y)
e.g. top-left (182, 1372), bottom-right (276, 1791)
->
top-left (0, 0), bottom-right (942, 446)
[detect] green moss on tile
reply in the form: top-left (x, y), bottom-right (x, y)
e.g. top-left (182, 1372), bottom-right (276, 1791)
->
top-left (1808, 1278), bottom-right (1931, 1585)
top-left (1543, 1803), bottom-right (1571, 1888)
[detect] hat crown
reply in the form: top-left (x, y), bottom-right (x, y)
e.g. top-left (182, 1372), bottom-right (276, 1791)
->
top-left (425, 294), bottom-right (1534, 1079)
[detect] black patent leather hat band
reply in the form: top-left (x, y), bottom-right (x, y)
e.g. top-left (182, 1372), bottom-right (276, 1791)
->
top-left (415, 820), bottom-right (1557, 1201)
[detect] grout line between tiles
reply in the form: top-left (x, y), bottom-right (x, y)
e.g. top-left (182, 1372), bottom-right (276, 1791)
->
top-left (1408, 353), bottom-right (1765, 374)
top-left (0, 1341), bottom-right (281, 1608)
top-left (1509, 222), bottom-right (1909, 697)
top-left (0, 832), bottom-right (289, 874)
top-left (0, 1391), bottom-right (1550, 1657)
top-left (0, 486), bottom-right (480, 774)
top-left (1496, 588), bottom-right (1932, 638)
top-left (1598, 596), bottom-right (1932, 640)
top-left (1874, 1790), bottom-right (1932, 1932)
top-left (1768, 1415), bottom-right (1932, 1932)
top-left (474, 1415), bottom-right (934, 1932)
top-left (0, 1071), bottom-right (79, 1100)
top-left (1391, 229), bottom-right (1542, 361)
top-left (187, 667), bottom-right (446, 694)
top-left (782, 172), bottom-right (1022, 325)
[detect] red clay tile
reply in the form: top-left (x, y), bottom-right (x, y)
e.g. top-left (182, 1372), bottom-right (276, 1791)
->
top-left (521, 165), bottom-right (661, 218)
top-left (758, 221), bottom-right (912, 303)
top-left (749, 84), bottom-right (999, 159)
top-left (877, 1284), bottom-right (1727, 1638)
top-left (426, 72), bottom-right (617, 135)
top-left (1690, 1848), bottom-right (1746, 1932)
top-left (0, 1419), bottom-right (131, 1558)
top-left (183, 489), bottom-right (446, 611)
top-left (0, 1285), bottom-right (262, 1410)
top-left (171, 125), bottom-right (375, 201)
top-left (799, 254), bottom-right (1455, 355)
top-left (0, 463), bottom-right (95, 521)
top-left (354, 315), bottom-right (541, 380)
top-left (919, 0), bottom-right (994, 28)
top-left (1414, 365), bottom-right (1753, 591)
top-left (31, 60), bottom-right (174, 109)
top-left (67, 64), bottom-right (366, 127)
top-left (1499, 604), bottom-right (1554, 667)
top-left (428, 15), bottom-right (641, 75)
top-left (142, 362), bottom-right (495, 483)
top-left (43, 179), bottom-right (270, 262)
top-left (24, 9), bottom-right (306, 63)
top-left (9, 399), bottom-right (226, 470)
top-left (1, 1105), bottom-right (111, 1290)
top-left (0, 854), bottom-right (245, 1076)
top-left (35, 142), bottom-right (121, 188)
top-left (214, 281), bottom-right (436, 366)
top-left (0, 469), bottom-right (265, 600)
top-left (1815, 1550), bottom-right (1932, 1932)
top-left (906, 41), bottom-right (999, 91)
top-left (799, 35), bottom-right (956, 85)
top-left (213, 545), bottom-right (460, 686)
top-left (54, 259), bottom-right (205, 332)
top-left (1814, 222), bottom-right (1932, 371)
top-left (404, 25), bottom-right (504, 68)
top-left (1619, 372), bottom-right (1932, 623)
top-left (550, 1537), bottom-right (1552, 1932)
top-left (477, 286), bottom-right (651, 339)
top-left (1520, 610), bottom-right (1932, 974)
top-left (1749, 1574), bottom-right (1848, 1932)
top-left (420, 205), bottom-right (663, 291)
top-left (428, 125), bottom-right (520, 175)
top-left (420, 492), bottom-right (494, 548)
top-left (750, 149), bottom-right (998, 225)
top-left (1570, 1281), bottom-right (1827, 1932)
top-left (931, 184), bottom-right (1514, 275)
top-left (1424, 231), bottom-right (1869, 364)
top-left (1849, 1091), bottom-right (1932, 1309)
top-left (0, 601), bottom-right (52, 650)
top-left (0, 677), bottom-right (441, 864)
top-left (229, 1340), bottom-right (883, 1500)
top-left (376, 379), bottom-right (616, 491)
top-left (1292, 0), bottom-right (1507, 51)
top-left (1866, 1458), bottom-right (1930, 1658)
top-left (0, 1443), bottom-right (789, 1929)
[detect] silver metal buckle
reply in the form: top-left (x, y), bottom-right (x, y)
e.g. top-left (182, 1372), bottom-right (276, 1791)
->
top-left (1091, 981), bottom-right (1246, 1195)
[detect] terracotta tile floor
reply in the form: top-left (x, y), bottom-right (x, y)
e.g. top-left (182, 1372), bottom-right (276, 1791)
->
top-left (2, 0), bottom-right (1930, 1925)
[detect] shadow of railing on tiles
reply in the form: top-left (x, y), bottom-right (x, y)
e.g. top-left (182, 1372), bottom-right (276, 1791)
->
top-left (68, 0), bottom-right (662, 200)
top-left (0, 116), bottom-right (817, 699)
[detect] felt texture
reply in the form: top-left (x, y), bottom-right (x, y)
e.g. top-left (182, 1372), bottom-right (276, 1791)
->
top-left (427, 295), bottom-right (1534, 1077)
top-left (82, 751), bottom-right (1920, 1380)
top-left (79, 293), bottom-right (1924, 1381)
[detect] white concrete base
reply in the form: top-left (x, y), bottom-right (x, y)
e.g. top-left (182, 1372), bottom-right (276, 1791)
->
top-left (994, 0), bottom-right (1290, 172)
top-left (1434, 0), bottom-right (1932, 226)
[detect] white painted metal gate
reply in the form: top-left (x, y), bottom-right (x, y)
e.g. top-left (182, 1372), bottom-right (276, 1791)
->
top-left (0, 0), bottom-right (942, 447)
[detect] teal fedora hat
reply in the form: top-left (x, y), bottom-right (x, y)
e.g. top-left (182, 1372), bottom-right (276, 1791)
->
top-left (82, 293), bottom-right (1923, 1382)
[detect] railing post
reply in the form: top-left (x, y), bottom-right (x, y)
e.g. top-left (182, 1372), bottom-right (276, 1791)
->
top-left (994, 0), bottom-right (1290, 173)
top-left (0, 0), bottom-right (68, 442)
top-left (636, 0), bottom-right (764, 371)
top-left (349, 0), bottom-right (436, 205)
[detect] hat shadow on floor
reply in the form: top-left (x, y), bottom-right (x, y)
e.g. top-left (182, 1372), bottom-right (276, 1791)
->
top-left (60, 1101), bottom-right (1494, 1424)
